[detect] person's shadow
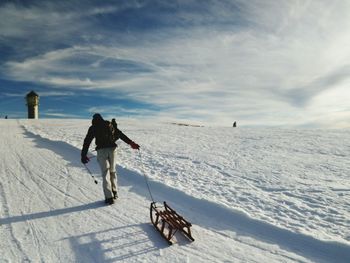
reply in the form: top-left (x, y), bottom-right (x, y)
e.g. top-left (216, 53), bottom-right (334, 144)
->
top-left (0, 201), bottom-right (103, 225)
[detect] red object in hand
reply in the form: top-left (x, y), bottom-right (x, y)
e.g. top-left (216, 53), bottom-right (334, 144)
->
top-left (130, 141), bottom-right (140, 150)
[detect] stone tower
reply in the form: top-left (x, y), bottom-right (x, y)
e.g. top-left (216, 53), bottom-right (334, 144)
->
top-left (26, 91), bottom-right (39, 119)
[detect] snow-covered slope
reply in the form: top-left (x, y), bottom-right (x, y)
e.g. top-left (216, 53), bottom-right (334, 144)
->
top-left (1, 119), bottom-right (349, 262)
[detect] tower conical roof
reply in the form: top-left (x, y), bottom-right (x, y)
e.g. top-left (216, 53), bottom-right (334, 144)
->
top-left (26, 91), bottom-right (39, 98)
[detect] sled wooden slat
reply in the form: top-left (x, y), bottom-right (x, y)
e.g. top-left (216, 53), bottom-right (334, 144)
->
top-left (150, 201), bottom-right (194, 244)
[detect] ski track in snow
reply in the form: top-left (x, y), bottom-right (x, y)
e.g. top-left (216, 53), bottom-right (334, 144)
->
top-left (0, 119), bottom-right (349, 262)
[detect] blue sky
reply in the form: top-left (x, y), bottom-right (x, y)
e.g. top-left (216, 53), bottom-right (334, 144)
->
top-left (0, 0), bottom-right (349, 127)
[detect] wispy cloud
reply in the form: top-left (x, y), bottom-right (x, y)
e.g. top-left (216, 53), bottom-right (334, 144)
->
top-left (1, 0), bottom-right (349, 127)
top-left (42, 109), bottom-right (81, 118)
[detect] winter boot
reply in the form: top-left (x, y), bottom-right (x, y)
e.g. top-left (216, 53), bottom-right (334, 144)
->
top-left (105, 198), bottom-right (115, 205)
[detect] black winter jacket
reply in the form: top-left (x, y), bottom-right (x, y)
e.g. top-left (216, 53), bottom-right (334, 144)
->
top-left (81, 120), bottom-right (132, 157)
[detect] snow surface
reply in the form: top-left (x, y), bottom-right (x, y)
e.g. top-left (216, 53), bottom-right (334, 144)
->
top-left (0, 119), bottom-right (349, 263)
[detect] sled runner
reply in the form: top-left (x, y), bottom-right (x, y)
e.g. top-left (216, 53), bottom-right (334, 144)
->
top-left (150, 201), bottom-right (194, 244)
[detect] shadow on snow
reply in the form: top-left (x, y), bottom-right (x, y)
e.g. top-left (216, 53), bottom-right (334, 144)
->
top-left (0, 201), bottom-right (104, 225)
top-left (61, 224), bottom-right (165, 262)
top-left (119, 164), bottom-right (350, 263)
top-left (2, 127), bottom-right (167, 262)
top-left (22, 126), bottom-right (102, 175)
top-left (17, 126), bottom-right (350, 263)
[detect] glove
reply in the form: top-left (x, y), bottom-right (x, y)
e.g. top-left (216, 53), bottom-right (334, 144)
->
top-left (81, 156), bottom-right (90, 164)
top-left (130, 141), bottom-right (140, 150)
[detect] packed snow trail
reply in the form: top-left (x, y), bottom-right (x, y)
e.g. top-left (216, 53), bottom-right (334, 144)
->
top-left (0, 120), bottom-right (349, 262)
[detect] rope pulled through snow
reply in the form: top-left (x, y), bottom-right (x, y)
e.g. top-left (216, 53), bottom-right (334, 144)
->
top-left (138, 150), bottom-right (156, 203)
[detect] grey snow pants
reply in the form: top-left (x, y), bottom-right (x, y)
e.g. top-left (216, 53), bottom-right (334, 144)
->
top-left (97, 147), bottom-right (117, 199)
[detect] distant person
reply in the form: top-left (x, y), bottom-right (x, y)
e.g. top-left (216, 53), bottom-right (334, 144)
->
top-left (5, 115), bottom-right (8, 119)
top-left (233, 121), bottom-right (236, 127)
top-left (81, 113), bottom-right (140, 205)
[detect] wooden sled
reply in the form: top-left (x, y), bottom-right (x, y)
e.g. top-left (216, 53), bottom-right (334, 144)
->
top-left (150, 201), bottom-right (194, 245)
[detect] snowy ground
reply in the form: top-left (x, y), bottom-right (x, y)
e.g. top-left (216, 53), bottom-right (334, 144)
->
top-left (0, 119), bottom-right (349, 262)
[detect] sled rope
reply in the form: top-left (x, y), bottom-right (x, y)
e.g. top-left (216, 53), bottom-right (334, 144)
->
top-left (138, 150), bottom-right (195, 244)
top-left (138, 150), bottom-right (155, 203)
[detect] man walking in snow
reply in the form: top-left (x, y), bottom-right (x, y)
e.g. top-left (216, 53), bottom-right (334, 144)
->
top-left (81, 113), bottom-right (140, 205)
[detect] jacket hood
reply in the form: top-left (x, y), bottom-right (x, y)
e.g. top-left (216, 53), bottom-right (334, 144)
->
top-left (92, 113), bottom-right (104, 126)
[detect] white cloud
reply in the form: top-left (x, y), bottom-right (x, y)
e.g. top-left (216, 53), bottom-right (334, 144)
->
top-left (36, 91), bottom-right (76, 97)
top-left (1, 1), bottom-right (350, 127)
top-left (42, 112), bottom-right (81, 118)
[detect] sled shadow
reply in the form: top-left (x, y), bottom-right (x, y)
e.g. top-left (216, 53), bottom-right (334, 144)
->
top-left (118, 166), bottom-right (350, 263)
top-left (0, 205), bottom-right (166, 262)
top-left (63, 223), bottom-right (167, 262)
